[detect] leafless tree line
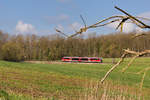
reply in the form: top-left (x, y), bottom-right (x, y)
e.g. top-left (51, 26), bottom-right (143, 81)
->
top-left (1, 31), bottom-right (150, 62)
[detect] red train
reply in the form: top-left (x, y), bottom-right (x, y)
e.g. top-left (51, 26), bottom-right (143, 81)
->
top-left (61, 57), bottom-right (103, 63)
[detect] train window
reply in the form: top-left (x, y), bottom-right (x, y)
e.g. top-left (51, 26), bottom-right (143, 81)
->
top-left (63, 58), bottom-right (70, 60)
top-left (72, 58), bottom-right (79, 60)
top-left (80, 58), bottom-right (88, 61)
top-left (90, 58), bottom-right (99, 60)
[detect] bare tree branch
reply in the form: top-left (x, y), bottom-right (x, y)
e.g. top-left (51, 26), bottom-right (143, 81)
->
top-left (100, 52), bottom-right (128, 84)
top-left (89, 19), bottom-right (121, 28)
top-left (139, 67), bottom-right (150, 94)
top-left (80, 15), bottom-right (87, 28)
top-left (132, 33), bottom-right (147, 38)
top-left (57, 17), bottom-right (123, 38)
top-left (124, 49), bottom-right (150, 56)
top-left (121, 55), bottom-right (139, 73)
top-left (115, 6), bottom-right (150, 29)
top-left (55, 28), bottom-right (69, 37)
top-left (116, 18), bottom-right (129, 30)
top-left (56, 6), bottom-right (150, 38)
top-left (101, 49), bottom-right (150, 84)
top-left (135, 16), bottom-right (150, 21)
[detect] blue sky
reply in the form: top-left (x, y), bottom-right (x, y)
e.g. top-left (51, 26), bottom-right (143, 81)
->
top-left (0, 0), bottom-right (150, 36)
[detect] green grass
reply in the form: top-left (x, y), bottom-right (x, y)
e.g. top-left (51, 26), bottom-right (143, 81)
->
top-left (0, 57), bottom-right (150, 99)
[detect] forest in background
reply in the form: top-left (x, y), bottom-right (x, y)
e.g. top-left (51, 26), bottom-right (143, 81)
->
top-left (0, 31), bottom-right (150, 61)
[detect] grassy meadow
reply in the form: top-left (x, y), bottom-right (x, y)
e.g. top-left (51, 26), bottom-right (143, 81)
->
top-left (0, 57), bottom-right (150, 100)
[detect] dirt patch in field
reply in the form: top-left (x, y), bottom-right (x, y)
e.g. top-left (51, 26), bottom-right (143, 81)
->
top-left (24, 61), bottom-right (63, 64)
top-left (0, 68), bottom-right (88, 98)
top-left (24, 61), bottom-right (105, 65)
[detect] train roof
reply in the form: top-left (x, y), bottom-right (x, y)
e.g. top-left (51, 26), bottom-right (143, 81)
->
top-left (62, 57), bottom-right (101, 58)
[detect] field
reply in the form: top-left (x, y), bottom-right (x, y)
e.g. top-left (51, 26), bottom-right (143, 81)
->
top-left (0, 58), bottom-right (150, 100)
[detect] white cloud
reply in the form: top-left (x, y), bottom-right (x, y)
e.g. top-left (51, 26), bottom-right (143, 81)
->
top-left (120, 23), bottom-right (135, 33)
top-left (55, 22), bottom-right (83, 37)
top-left (15, 21), bottom-right (37, 35)
top-left (138, 12), bottom-right (150, 24)
top-left (69, 22), bottom-right (82, 31)
top-left (44, 14), bottom-right (69, 24)
top-left (107, 21), bottom-right (136, 33)
top-left (139, 12), bottom-right (150, 18)
top-left (56, 22), bottom-right (82, 32)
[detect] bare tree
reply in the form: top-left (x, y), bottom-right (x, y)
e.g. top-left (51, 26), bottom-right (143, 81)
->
top-left (100, 6), bottom-right (150, 94)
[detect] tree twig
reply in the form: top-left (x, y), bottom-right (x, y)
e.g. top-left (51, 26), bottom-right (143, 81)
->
top-left (115, 6), bottom-right (150, 29)
top-left (100, 52), bottom-right (128, 84)
top-left (121, 55), bottom-right (139, 73)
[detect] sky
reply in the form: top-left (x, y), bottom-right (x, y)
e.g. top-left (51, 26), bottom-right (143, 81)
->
top-left (0, 0), bottom-right (150, 36)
